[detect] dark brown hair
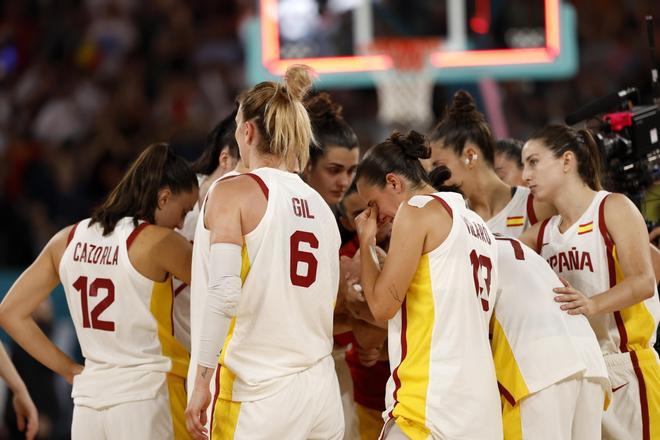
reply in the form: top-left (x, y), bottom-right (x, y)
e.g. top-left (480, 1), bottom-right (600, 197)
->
top-left (304, 92), bottom-right (359, 165)
top-left (356, 130), bottom-right (431, 189)
top-left (236, 64), bottom-right (314, 170)
top-left (191, 108), bottom-right (240, 175)
top-left (494, 138), bottom-right (523, 169)
top-left (528, 124), bottom-right (602, 190)
top-left (430, 90), bottom-right (496, 166)
top-left (90, 143), bottom-right (198, 235)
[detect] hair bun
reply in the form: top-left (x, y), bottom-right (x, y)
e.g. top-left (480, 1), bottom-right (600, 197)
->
top-left (305, 92), bottom-right (343, 122)
top-left (389, 130), bottom-right (431, 160)
top-left (283, 64), bottom-right (315, 102)
top-left (428, 165), bottom-right (452, 188)
top-left (447, 90), bottom-right (485, 125)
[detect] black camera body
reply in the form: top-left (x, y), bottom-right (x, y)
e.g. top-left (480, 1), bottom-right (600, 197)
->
top-left (596, 104), bottom-right (660, 195)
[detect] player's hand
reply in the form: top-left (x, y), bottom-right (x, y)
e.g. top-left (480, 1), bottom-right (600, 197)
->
top-left (355, 205), bottom-right (378, 245)
top-left (553, 278), bottom-right (599, 317)
top-left (12, 389), bottom-right (38, 440)
top-left (357, 345), bottom-right (381, 367)
top-left (185, 385), bottom-right (211, 440)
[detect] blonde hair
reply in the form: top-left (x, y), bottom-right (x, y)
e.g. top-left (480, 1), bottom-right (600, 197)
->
top-left (237, 64), bottom-right (315, 170)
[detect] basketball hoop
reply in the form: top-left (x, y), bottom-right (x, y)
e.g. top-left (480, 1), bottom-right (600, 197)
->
top-left (366, 38), bottom-right (440, 131)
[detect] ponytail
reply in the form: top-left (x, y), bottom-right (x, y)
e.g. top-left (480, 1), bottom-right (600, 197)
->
top-left (90, 143), bottom-right (198, 235)
top-left (355, 130), bottom-right (431, 189)
top-left (238, 64), bottom-right (315, 171)
top-left (430, 90), bottom-right (496, 166)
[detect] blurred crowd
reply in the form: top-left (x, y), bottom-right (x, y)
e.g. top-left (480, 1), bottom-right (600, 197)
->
top-left (0, 0), bottom-right (658, 266)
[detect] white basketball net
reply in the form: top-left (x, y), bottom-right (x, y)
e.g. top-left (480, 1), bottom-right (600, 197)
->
top-left (368, 40), bottom-right (438, 130)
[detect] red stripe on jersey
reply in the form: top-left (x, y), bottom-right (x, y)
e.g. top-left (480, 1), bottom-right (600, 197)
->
top-left (66, 222), bottom-right (80, 246)
top-left (245, 173), bottom-right (269, 200)
top-left (526, 193), bottom-right (538, 225)
top-left (126, 222), bottom-right (150, 250)
top-left (429, 195), bottom-right (453, 218)
top-left (613, 312), bottom-right (629, 353)
top-left (536, 218), bottom-right (550, 254)
top-left (209, 364), bottom-right (221, 434)
top-left (388, 298), bottom-right (408, 418)
top-left (631, 351), bottom-right (651, 440)
top-left (169, 278), bottom-right (175, 336)
top-left (498, 381), bottom-right (515, 406)
top-left (174, 283), bottom-right (187, 297)
top-left (597, 194), bottom-right (630, 352)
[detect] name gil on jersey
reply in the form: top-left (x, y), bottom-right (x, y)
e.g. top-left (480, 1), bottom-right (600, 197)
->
top-left (73, 242), bottom-right (119, 266)
top-left (546, 247), bottom-right (594, 273)
top-left (461, 215), bottom-right (491, 244)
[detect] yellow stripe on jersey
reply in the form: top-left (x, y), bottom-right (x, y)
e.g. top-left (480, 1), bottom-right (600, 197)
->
top-left (491, 317), bottom-right (530, 404)
top-left (612, 246), bottom-right (657, 352)
top-left (166, 374), bottom-right (191, 440)
top-left (506, 216), bottom-right (524, 227)
top-left (150, 277), bottom-right (190, 378)
top-left (501, 396), bottom-right (523, 440)
top-left (577, 221), bottom-right (594, 235)
top-left (212, 399), bottom-right (241, 439)
top-left (391, 254), bottom-right (433, 438)
top-left (218, 242), bottom-right (251, 400)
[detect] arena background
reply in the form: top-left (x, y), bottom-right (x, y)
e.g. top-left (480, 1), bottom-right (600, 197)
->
top-left (0, 0), bottom-right (658, 438)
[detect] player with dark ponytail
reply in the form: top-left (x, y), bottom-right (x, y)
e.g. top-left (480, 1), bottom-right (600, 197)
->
top-left (354, 131), bottom-right (502, 439)
top-left (429, 90), bottom-right (554, 238)
top-left (519, 124), bottom-right (660, 439)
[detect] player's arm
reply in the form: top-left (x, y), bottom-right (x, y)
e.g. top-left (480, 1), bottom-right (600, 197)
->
top-left (186, 177), bottom-right (258, 440)
top-left (0, 342), bottom-right (38, 439)
top-left (151, 228), bottom-right (193, 285)
top-left (531, 198), bottom-right (557, 224)
top-left (0, 227), bottom-right (83, 384)
top-left (554, 194), bottom-right (656, 316)
top-left (355, 203), bottom-right (426, 322)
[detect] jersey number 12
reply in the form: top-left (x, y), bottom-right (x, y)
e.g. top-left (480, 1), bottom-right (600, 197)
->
top-left (73, 276), bottom-right (115, 331)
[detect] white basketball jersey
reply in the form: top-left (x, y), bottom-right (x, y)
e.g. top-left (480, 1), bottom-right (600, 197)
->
top-left (187, 170), bottom-right (240, 398)
top-left (213, 168), bottom-right (340, 402)
top-left (486, 186), bottom-right (538, 237)
top-left (171, 174), bottom-right (205, 353)
top-left (385, 192), bottom-right (502, 440)
top-left (539, 190), bottom-right (660, 355)
top-left (59, 218), bottom-right (189, 409)
top-left (491, 235), bottom-right (609, 407)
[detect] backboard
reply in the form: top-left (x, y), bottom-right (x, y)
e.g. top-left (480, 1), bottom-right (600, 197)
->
top-left (245, 0), bottom-right (578, 88)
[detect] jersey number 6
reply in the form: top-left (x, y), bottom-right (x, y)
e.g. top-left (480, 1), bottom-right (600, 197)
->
top-left (290, 231), bottom-right (319, 287)
top-left (73, 276), bottom-right (115, 331)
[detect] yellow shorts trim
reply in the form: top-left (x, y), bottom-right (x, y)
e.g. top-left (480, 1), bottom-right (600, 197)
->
top-left (166, 374), bottom-right (191, 440)
top-left (211, 398), bottom-right (241, 440)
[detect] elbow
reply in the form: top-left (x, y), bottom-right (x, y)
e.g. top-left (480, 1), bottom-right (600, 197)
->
top-left (371, 304), bottom-right (397, 323)
top-left (0, 304), bottom-right (12, 330)
top-left (640, 274), bottom-right (657, 300)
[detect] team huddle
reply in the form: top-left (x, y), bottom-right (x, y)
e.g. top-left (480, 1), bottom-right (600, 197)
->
top-left (0, 64), bottom-right (658, 440)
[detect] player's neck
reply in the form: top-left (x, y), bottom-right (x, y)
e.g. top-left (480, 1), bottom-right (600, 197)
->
top-left (554, 184), bottom-right (597, 231)
top-left (467, 168), bottom-right (511, 221)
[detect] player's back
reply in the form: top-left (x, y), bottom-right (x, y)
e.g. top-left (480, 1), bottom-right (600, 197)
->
top-left (59, 218), bottom-right (187, 409)
top-left (218, 168), bottom-right (341, 402)
top-left (386, 192), bottom-right (502, 439)
top-left (492, 235), bottom-right (609, 405)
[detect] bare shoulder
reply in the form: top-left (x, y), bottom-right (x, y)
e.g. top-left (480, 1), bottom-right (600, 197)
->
top-left (207, 174), bottom-right (264, 208)
top-left (394, 196), bottom-right (452, 249)
top-left (603, 192), bottom-right (646, 231)
top-left (47, 225), bottom-right (77, 267)
top-left (136, 224), bottom-right (189, 249)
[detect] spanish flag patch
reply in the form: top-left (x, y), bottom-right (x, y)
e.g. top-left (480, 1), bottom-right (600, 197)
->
top-left (506, 216), bottom-right (524, 227)
top-left (578, 221), bottom-right (594, 235)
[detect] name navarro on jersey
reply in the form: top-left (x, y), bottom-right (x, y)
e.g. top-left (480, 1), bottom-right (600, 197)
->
top-left (546, 247), bottom-right (594, 273)
top-left (72, 242), bottom-right (119, 266)
top-left (461, 215), bottom-right (491, 244)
